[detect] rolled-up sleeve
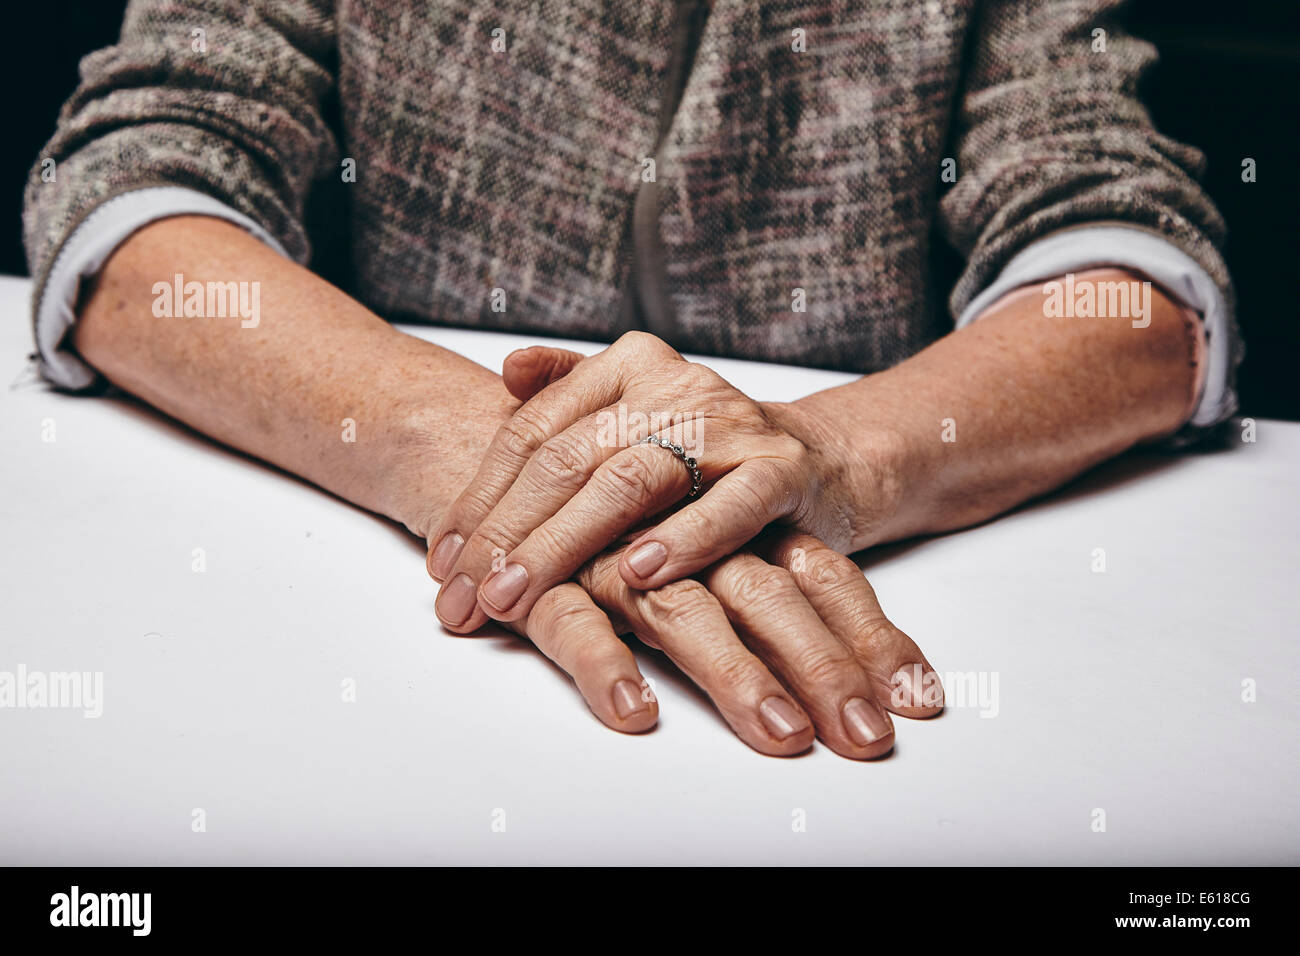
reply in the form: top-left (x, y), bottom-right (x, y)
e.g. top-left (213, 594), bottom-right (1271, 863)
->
top-left (22, 0), bottom-right (339, 387)
top-left (938, 0), bottom-right (1243, 433)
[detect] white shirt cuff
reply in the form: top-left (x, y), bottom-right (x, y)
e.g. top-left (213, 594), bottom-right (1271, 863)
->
top-left (34, 187), bottom-right (288, 390)
top-left (955, 225), bottom-right (1234, 430)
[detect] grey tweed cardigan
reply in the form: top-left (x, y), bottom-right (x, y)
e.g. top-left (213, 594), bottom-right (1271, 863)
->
top-left (24, 0), bottom-right (1237, 385)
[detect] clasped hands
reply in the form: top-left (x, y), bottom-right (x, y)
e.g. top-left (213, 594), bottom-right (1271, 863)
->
top-left (424, 332), bottom-right (943, 759)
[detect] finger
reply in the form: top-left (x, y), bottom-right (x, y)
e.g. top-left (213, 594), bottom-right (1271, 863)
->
top-left (701, 553), bottom-right (895, 759)
top-left (475, 439), bottom-right (694, 623)
top-left (618, 457), bottom-right (803, 590)
top-left (426, 331), bottom-right (668, 584)
top-left (760, 532), bottom-right (944, 718)
top-left (523, 582), bottom-right (658, 733)
top-left (578, 556), bottom-right (816, 757)
top-left (437, 407), bottom-right (643, 632)
top-left (475, 436), bottom-right (803, 623)
top-left (453, 411), bottom-right (717, 629)
top-left (501, 346), bottom-right (586, 401)
top-left (425, 389), bottom-right (615, 584)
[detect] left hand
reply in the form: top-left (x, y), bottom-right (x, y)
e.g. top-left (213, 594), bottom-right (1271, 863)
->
top-left (427, 331), bottom-right (891, 633)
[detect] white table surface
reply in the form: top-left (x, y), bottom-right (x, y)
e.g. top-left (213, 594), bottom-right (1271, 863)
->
top-left (1, 274), bottom-right (1296, 865)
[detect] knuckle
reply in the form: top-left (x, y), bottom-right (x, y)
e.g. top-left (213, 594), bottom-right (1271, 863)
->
top-left (616, 330), bottom-right (673, 358)
top-left (616, 330), bottom-right (654, 350)
top-left (638, 578), bottom-right (714, 627)
top-left (669, 502), bottom-right (712, 541)
top-left (793, 645), bottom-right (859, 688)
top-left (533, 596), bottom-right (622, 669)
top-left (725, 562), bottom-right (800, 612)
top-left (531, 434), bottom-right (592, 487)
top-left (682, 361), bottom-right (720, 389)
top-left (577, 552), bottom-right (625, 599)
top-left (767, 456), bottom-right (806, 506)
top-left (793, 546), bottom-right (859, 597)
top-left (704, 649), bottom-right (766, 694)
top-left (497, 412), bottom-right (552, 463)
top-left (734, 462), bottom-right (787, 522)
top-left (531, 587), bottom-right (587, 634)
top-left (780, 438), bottom-right (811, 473)
top-left (576, 575), bottom-right (635, 638)
top-left (770, 428), bottom-right (808, 458)
top-left (454, 483), bottom-right (504, 523)
top-left (856, 615), bottom-right (902, 657)
top-left (601, 451), bottom-right (660, 507)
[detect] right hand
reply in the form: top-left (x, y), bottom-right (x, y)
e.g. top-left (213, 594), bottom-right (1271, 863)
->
top-left (439, 528), bottom-right (944, 760)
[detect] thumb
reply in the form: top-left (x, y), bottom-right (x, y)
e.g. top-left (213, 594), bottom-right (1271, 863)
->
top-left (501, 345), bottom-right (586, 401)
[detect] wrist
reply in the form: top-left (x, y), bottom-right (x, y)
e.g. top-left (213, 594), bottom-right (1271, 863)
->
top-left (765, 396), bottom-right (911, 553)
top-left (379, 366), bottom-right (520, 541)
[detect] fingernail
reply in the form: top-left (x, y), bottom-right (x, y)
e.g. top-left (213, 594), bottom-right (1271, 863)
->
top-left (437, 573), bottom-right (478, 626)
top-left (626, 541), bottom-right (668, 578)
top-left (842, 697), bottom-right (893, 747)
top-left (481, 562), bottom-right (529, 611)
top-left (891, 664), bottom-right (943, 709)
top-left (759, 697), bottom-right (810, 740)
top-left (429, 532), bottom-right (464, 579)
top-left (613, 680), bottom-right (647, 718)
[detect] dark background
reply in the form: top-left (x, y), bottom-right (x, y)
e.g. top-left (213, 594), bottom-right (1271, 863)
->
top-left (5, 0), bottom-right (1298, 419)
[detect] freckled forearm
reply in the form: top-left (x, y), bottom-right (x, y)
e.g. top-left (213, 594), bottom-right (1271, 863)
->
top-left (74, 216), bottom-right (517, 535)
top-left (792, 269), bottom-right (1200, 550)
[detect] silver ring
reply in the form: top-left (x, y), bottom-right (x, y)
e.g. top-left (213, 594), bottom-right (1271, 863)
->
top-left (640, 435), bottom-right (701, 498)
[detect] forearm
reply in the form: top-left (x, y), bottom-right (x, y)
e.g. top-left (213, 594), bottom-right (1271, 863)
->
top-left (791, 269), bottom-right (1201, 551)
top-left (74, 216), bottom-right (517, 535)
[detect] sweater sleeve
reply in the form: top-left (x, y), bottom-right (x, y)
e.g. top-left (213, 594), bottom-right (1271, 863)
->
top-left (938, 0), bottom-right (1242, 432)
top-left (22, 0), bottom-right (339, 377)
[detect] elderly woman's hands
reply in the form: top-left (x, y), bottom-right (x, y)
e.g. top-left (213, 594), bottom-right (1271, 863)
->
top-left (422, 330), bottom-right (942, 758)
top-left (428, 331), bottom-right (901, 631)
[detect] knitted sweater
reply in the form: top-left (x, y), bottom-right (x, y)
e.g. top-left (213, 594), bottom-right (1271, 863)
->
top-left (24, 0), bottom-right (1238, 384)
